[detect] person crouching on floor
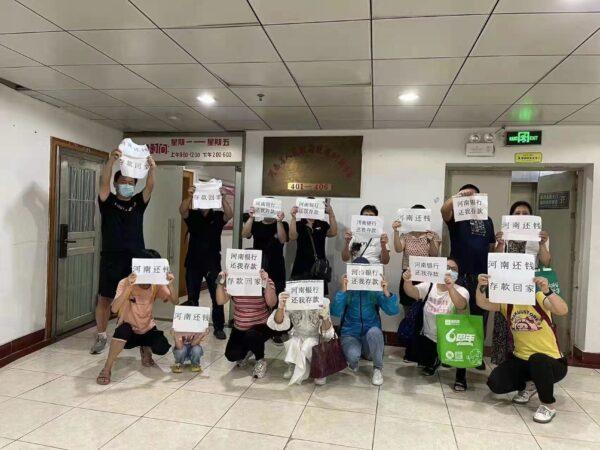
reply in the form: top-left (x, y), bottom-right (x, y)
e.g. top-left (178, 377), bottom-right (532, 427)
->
top-left (267, 291), bottom-right (334, 385)
top-left (216, 269), bottom-right (277, 378)
top-left (171, 329), bottom-right (209, 373)
top-left (96, 271), bottom-right (178, 385)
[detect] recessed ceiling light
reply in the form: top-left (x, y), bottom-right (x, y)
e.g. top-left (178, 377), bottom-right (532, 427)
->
top-left (168, 115), bottom-right (180, 121)
top-left (398, 92), bottom-right (419, 103)
top-left (197, 94), bottom-right (216, 105)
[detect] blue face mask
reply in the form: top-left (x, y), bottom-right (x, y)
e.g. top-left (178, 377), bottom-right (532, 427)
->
top-left (448, 270), bottom-right (459, 282)
top-left (117, 183), bottom-right (135, 198)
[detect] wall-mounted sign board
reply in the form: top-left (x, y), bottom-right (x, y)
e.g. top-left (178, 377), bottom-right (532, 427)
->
top-left (515, 152), bottom-right (543, 163)
top-left (539, 191), bottom-right (569, 210)
top-left (505, 130), bottom-right (542, 146)
top-left (132, 136), bottom-right (243, 163)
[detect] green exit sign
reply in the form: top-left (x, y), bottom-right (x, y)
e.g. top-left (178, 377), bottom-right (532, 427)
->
top-left (505, 130), bottom-right (542, 146)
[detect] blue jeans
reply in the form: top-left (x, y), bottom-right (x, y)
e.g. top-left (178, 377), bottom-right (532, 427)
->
top-left (341, 327), bottom-right (384, 370)
top-left (173, 344), bottom-right (203, 365)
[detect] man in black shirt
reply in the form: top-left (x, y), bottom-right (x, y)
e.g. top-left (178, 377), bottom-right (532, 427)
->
top-left (91, 149), bottom-right (155, 354)
top-left (180, 185), bottom-right (233, 340)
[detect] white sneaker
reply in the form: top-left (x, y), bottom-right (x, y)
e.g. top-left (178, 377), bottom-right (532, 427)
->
top-left (253, 359), bottom-right (268, 379)
top-left (314, 377), bottom-right (326, 385)
top-left (513, 381), bottom-right (537, 404)
top-left (236, 351), bottom-right (252, 368)
top-left (90, 335), bottom-right (107, 354)
top-left (371, 368), bottom-right (384, 386)
top-left (533, 405), bottom-right (556, 423)
top-left (283, 364), bottom-right (294, 380)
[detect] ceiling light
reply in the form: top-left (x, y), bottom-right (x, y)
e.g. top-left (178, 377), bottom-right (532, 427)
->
top-left (398, 92), bottom-right (419, 103)
top-left (468, 133), bottom-right (481, 143)
top-left (168, 115), bottom-right (180, 121)
top-left (197, 94), bottom-right (216, 105)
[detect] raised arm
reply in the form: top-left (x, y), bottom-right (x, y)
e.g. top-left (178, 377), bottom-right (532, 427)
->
top-left (392, 221), bottom-right (405, 253)
top-left (341, 230), bottom-right (353, 262)
top-left (330, 275), bottom-right (349, 317)
top-left (494, 231), bottom-right (506, 253)
top-left (111, 274), bottom-right (135, 314)
top-left (440, 196), bottom-right (455, 223)
top-left (215, 272), bottom-right (230, 306)
top-left (165, 272), bottom-right (178, 305)
top-left (262, 270), bottom-right (278, 308)
top-left (276, 212), bottom-right (288, 244)
top-left (535, 276), bottom-right (568, 316)
top-left (475, 274), bottom-right (501, 312)
top-left (221, 188), bottom-right (233, 222)
top-left (401, 270), bottom-right (421, 300)
top-left (538, 231), bottom-right (552, 267)
top-left (289, 207), bottom-right (299, 240)
top-left (444, 273), bottom-right (467, 311)
top-left (380, 233), bottom-right (391, 264)
top-left (378, 276), bottom-right (399, 315)
top-left (99, 149), bottom-right (121, 202)
top-left (326, 200), bottom-right (338, 237)
top-left (179, 185), bottom-right (194, 220)
top-left (427, 232), bottom-right (440, 256)
top-left (142, 156), bottom-right (156, 204)
top-left (241, 207), bottom-right (255, 239)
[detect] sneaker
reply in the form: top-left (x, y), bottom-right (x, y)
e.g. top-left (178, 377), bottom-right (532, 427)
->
top-left (190, 364), bottom-right (202, 373)
top-left (513, 381), bottom-right (538, 404)
top-left (90, 335), bottom-right (107, 354)
top-left (422, 358), bottom-right (441, 377)
top-left (283, 365), bottom-right (294, 379)
top-left (236, 351), bottom-right (252, 368)
top-left (171, 363), bottom-right (183, 373)
top-left (253, 359), bottom-right (268, 379)
top-left (348, 364), bottom-right (359, 373)
top-left (372, 368), bottom-right (384, 386)
top-left (314, 377), bottom-right (327, 386)
top-left (214, 329), bottom-right (226, 340)
top-left (533, 405), bottom-right (556, 424)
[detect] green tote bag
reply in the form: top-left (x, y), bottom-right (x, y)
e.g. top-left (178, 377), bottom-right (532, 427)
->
top-left (436, 314), bottom-right (484, 368)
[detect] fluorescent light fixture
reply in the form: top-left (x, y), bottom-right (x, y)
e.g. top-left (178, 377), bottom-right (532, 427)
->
top-left (197, 94), bottom-right (216, 105)
top-left (398, 92), bottom-right (419, 103)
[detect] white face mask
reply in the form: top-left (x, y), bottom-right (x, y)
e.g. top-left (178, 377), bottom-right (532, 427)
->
top-left (117, 183), bottom-right (134, 198)
top-left (447, 270), bottom-right (459, 282)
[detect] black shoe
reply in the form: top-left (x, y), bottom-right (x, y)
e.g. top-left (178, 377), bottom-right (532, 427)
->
top-left (214, 329), bottom-right (226, 340)
top-left (476, 361), bottom-right (486, 371)
top-left (180, 300), bottom-right (197, 307)
top-left (272, 335), bottom-right (284, 345)
top-left (422, 358), bottom-right (441, 376)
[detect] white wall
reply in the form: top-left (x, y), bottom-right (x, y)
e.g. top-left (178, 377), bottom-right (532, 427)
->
top-left (244, 126), bottom-right (600, 352)
top-left (0, 85), bottom-right (122, 345)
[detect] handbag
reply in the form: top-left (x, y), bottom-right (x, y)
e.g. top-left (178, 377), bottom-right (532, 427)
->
top-left (307, 226), bottom-right (332, 282)
top-left (309, 331), bottom-right (347, 379)
top-left (436, 314), bottom-right (484, 368)
top-left (397, 283), bottom-right (433, 346)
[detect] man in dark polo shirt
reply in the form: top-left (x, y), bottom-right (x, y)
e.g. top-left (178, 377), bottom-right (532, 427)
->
top-left (90, 149), bottom-right (155, 354)
top-left (180, 185), bottom-right (233, 340)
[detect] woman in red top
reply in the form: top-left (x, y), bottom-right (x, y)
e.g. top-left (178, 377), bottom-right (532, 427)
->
top-left (216, 269), bottom-right (278, 378)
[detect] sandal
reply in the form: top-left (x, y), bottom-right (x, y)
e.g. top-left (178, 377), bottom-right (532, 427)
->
top-left (96, 368), bottom-right (111, 385)
top-left (140, 347), bottom-right (156, 367)
top-left (453, 380), bottom-right (468, 392)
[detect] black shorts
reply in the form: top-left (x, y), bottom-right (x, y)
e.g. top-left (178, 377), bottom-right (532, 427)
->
top-left (98, 252), bottom-right (133, 298)
top-left (113, 323), bottom-right (171, 355)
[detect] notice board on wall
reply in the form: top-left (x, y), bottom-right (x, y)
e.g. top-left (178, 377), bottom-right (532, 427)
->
top-left (262, 136), bottom-right (363, 198)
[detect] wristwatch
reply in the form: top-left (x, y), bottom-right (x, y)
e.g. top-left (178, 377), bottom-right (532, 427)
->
top-left (543, 288), bottom-right (553, 297)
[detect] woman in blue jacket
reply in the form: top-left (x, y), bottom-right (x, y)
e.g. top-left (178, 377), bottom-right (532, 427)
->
top-left (331, 258), bottom-right (399, 386)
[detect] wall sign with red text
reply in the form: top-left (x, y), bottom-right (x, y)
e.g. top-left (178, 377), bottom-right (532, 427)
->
top-left (262, 136), bottom-right (363, 198)
top-left (132, 136), bottom-right (242, 163)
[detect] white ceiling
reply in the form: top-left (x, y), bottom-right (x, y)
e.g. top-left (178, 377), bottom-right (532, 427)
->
top-left (1, 0), bottom-right (600, 132)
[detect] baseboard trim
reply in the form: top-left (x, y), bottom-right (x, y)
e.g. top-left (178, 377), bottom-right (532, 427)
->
top-left (0, 329), bottom-right (49, 368)
top-left (571, 346), bottom-right (600, 369)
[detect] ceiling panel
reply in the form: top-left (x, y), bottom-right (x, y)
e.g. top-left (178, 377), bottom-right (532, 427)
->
top-left (101, 89), bottom-right (185, 107)
top-left (373, 16), bottom-right (486, 59)
top-left (73, 30), bottom-right (193, 64)
top-left (231, 87), bottom-right (305, 106)
top-left (126, 64), bottom-right (224, 88)
top-left (249, 0), bottom-right (369, 24)
top-left (473, 13), bottom-right (600, 56)
top-left (301, 86), bottom-right (372, 106)
top-left (0, 0), bottom-right (59, 33)
top-left (373, 0), bottom-right (495, 17)
top-left (542, 56), bottom-right (600, 83)
top-left (444, 84), bottom-right (531, 105)
top-left (90, 106), bottom-right (154, 120)
top-left (266, 118), bottom-right (319, 129)
top-left (138, 106), bottom-right (221, 128)
top-left (174, 120), bottom-right (224, 132)
top-left (374, 105), bottom-right (438, 121)
top-left (20, 0), bottom-right (154, 29)
top-left (193, 106), bottom-right (259, 121)
top-left (0, 32), bottom-right (113, 65)
top-left (319, 119), bottom-right (373, 129)
top-left (312, 106), bottom-right (372, 121)
top-left (374, 120), bottom-right (430, 128)
top-left (53, 65), bottom-right (153, 89)
top-left (575, 31), bottom-right (600, 55)
top-left (167, 27), bottom-right (278, 63)
top-left (266, 21), bottom-right (370, 61)
top-left (456, 56), bottom-right (562, 84)
top-left (131, 0), bottom-right (257, 27)
top-left (555, 102), bottom-right (600, 122)
top-left (435, 105), bottom-right (509, 122)
top-left (517, 84), bottom-right (600, 105)
top-left (497, 104), bottom-right (582, 123)
top-left (166, 88), bottom-right (244, 107)
top-left (0, 45), bottom-right (41, 67)
top-left (37, 89), bottom-right (126, 106)
top-left (288, 60), bottom-right (371, 86)
top-left (61, 106), bottom-right (109, 120)
top-left (496, 0), bottom-right (600, 13)
top-left (89, 118), bottom-right (123, 130)
top-left (252, 106), bottom-right (316, 122)
top-left (218, 119), bottom-right (269, 130)
top-left (205, 62), bottom-right (294, 86)
top-left (0, 67), bottom-right (87, 89)
top-left (20, 90), bottom-right (71, 107)
top-left (430, 120), bottom-right (492, 128)
top-left (119, 118), bottom-right (181, 132)
top-left (374, 85), bottom-right (448, 106)
top-left (373, 58), bottom-right (463, 86)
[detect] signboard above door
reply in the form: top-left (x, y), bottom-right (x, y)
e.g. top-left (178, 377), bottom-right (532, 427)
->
top-left (132, 136), bottom-right (243, 163)
top-left (505, 130), bottom-right (542, 146)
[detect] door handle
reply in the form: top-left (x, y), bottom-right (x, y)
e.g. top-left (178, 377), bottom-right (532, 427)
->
top-left (59, 224), bottom-right (72, 258)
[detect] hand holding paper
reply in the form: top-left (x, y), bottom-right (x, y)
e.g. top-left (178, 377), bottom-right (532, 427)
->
top-left (118, 138), bottom-right (150, 179)
top-left (193, 179), bottom-right (222, 210)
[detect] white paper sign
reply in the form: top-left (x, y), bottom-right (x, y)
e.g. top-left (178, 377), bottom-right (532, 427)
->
top-left (252, 197), bottom-right (282, 220)
top-left (118, 138), bottom-right (150, 179)
top-left (131, 258), bottom-right (170, 285)
top-left (453, 194), bottom-right (488, 222)
top-left (296, 197), bottom-right (326, 220)
top-left (173, 306), bottom-right (210, 333)
top-left (225, 249), bottom-right (262, 274)
top-left (285, 280), bottom-right (324, 310)
top-left (347, 263), bottom-right (383, 292)
top-left (396, 208), bottom-right (432, 233)
top-left (351, 215), bottom-right (384, 238)
top-left (487, 253), bottom-right (536, 305)
top-left (501, 215), bottom-right (542, 242)
top-left (193, 178), bottom-right (222, 209)
top-left (409, 256), bottom-right (447, 284)
top-left (226, 273), bottom-right (263, 297)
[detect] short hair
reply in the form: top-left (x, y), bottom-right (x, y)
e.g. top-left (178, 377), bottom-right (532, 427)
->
top-left (360, 204), bottom-right (379, 215)
top-left (113, 171), bottom-right (138, 185)
top-left (459, 184), bottom-right (480, 193)
top-left (510, 201), bottom-right (533, 215)
top-left (411, 204), bottom-right (426, 209)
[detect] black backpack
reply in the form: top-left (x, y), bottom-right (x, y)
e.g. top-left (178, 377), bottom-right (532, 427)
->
top-left (396, 284), bottom-right (433, 347)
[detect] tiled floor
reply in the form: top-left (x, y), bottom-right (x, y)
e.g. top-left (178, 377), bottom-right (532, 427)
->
top-left (1, 320), bottom-right (600, 449)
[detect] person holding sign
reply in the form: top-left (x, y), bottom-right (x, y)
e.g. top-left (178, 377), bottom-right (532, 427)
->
top-left (392, 204), bottom-right (441, 311)
top-left (402, 258), bottom-right (470, 391)
top-left (171, 329), bottom-right (209, 373)
top-left (216, 269), bottom-right (277, 379)
top-left (96, 270), bottom-right (178, 385)
top-left (267, 292), bottom-right (333, 385)
top-left (331, 258), bottom-right (399, 386)
top-left (342, 205), bottom-right (390, 265)
top-left (476, 275), bottom-right (568, 424)
top-left (289, 198), bottom-right (338, 295)
top-left (91, 149), bottom-right (156, 355)
top-left (492, 201), bottom-right (552, 366)
top-left (179, 184), bottom-right (233, 340)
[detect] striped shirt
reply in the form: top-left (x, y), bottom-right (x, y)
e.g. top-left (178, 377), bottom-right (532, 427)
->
top-left (233, 295), bottom-right (271, 330)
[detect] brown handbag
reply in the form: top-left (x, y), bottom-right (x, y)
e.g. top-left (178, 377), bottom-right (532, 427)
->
top-left (310, 324), bottom-right (348, 379)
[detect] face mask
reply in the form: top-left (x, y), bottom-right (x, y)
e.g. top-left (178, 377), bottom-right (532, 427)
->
top-left (117, 183), bottom-right (134, 198)
top-left (448, 270), bottom-right (459, 282)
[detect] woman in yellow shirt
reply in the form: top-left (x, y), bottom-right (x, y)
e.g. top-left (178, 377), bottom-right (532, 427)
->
top-left (476, 274), bottom-right (568, 424)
